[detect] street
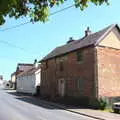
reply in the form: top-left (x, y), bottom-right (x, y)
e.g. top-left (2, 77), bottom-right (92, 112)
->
top-left (0, 89), bottom-right (95, 120)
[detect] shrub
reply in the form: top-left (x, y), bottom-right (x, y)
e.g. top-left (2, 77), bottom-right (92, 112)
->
top-left (89, 98), bottom-right (107, 110)
top-left (55, 96), bottom-right (89, 107)
top-left (99, 98), bottom-right (107, 110)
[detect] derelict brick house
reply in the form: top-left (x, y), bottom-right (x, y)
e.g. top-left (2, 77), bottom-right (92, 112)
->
top-left (40, 24), bottom-right (120, 103)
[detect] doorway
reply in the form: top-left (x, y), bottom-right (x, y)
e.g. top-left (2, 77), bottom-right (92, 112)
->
top-left (58, 79), bottom-right (65, 97)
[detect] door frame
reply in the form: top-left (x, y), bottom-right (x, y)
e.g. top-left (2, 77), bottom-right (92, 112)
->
top-left (58, 78), bottom-right (65, 97)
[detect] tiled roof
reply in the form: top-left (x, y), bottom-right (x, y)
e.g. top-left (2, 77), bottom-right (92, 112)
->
top-left (40, 24), bottom-right (119, 62)
top-left (17, 63), bottom-right (34, 72)
top-left (17, 67), bottom-right (36, 77)
top-left (18, 63), bottom-right (34, 66)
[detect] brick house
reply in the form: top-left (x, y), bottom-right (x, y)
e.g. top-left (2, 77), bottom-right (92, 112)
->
top-left (40, 24), bottom-right (120, 103)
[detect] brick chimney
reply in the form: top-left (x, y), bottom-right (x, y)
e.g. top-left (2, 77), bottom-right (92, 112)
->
top-left (85, 27), bottom-right (92, 37)
top-left (67, 37), bottom-right (75, 44)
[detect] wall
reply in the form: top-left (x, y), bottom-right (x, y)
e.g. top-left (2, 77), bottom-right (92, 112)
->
top-left (11, 75), bottom-right (16, 83)
top-left (41, 46), bottom-right (96, 99)
top-left (97, 46), bottom-right (120, 97)
top-left (99, 27), bottom-right (120, 49)
top-left (35, 69), bottom-right (41, 86)
top-left (16, 74), bottom-right (36, 94)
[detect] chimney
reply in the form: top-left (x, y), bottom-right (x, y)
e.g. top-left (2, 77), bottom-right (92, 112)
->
top-left (67, 37), bottom-right (75, 44)
top-left (85, 27), bottom-right (92, 37)
top-left (34, 59), bottom-right (37, 64)
top-left (34, 59), bottom-right (38, 68)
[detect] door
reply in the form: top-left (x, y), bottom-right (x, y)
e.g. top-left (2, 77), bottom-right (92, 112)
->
top-left (58, 79), bottom-right (65, 97)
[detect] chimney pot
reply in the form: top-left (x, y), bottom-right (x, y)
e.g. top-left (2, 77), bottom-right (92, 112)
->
top-left (85, 27), bottom-right (92, 37)
top-left (67, 37), bottom-right (75, 44)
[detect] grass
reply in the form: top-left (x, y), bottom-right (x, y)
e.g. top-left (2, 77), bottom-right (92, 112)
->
top-left (101, 108), bottom-right (113, 113)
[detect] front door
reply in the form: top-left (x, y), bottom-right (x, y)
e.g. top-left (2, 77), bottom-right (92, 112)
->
top-left (58, 79), bottom-right (65, 97)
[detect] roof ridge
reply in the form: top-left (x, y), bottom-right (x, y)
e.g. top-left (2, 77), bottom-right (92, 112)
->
top-left (18, 63), bottom-right (34, 66)
top-left (72, 24), bottom-right (116, 45)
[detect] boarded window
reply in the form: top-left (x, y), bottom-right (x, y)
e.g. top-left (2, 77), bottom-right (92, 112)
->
top-left (59, 61), bottom-right (64, 71)
top-left (56, 56), bottom-right (67, 71)
top-left (44, 61), bottom-right (48, 69)
top-left (76, 51), bottom-right (83, 62)
top-left (77, 79), bottom-right (85, 94)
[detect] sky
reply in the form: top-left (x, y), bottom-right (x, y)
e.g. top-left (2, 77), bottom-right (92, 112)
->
top-left (0, 0), bottom-right (119, 80)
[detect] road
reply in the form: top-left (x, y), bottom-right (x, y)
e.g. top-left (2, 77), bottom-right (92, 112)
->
top-left (0, 89), bottom-right (95, 120)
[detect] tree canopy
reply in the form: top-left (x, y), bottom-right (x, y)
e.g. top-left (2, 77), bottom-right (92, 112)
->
top-left (0, 0), bottom-right (109, 25)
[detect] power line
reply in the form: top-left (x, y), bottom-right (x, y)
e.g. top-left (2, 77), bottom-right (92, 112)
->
top-left (50, 4), bottom-right (74, 16)
top-left (0, 39), bottom-right (38, 55)
top-left (1, 21), bottom-right (30, 32)
top-left (0, 4), bottom-right (74, 54)
top-left (0, 4), bottom-right (74, 32)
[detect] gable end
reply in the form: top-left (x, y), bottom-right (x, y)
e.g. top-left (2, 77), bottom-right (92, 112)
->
top-left (98, 25), bottom-right (120, 49)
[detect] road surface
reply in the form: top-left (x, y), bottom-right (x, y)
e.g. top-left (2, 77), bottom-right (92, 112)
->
top-left (0, 89), bottom-right (95, 120)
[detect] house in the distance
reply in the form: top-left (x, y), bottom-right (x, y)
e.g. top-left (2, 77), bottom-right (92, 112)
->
top-left (40, 24), bottom-right (120, 104)
top-left (0, 75), bottom-right (3, 86)
top-left (11, 63), bottom-right (34, 90)
top-left (16, 60), bottom-right (41, 95)
top-left (11, 72), bottom-right (17, 89)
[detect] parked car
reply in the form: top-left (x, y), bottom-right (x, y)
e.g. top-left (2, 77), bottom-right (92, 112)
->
top-left (112, 102), bottom-right (120, 113)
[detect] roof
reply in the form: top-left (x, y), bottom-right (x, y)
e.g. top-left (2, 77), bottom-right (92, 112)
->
top-left (40, 24), bottom-right (120, 62)
top-left (17, 63), bottom-right (34, 72)
top-left (17, 67), bottom-right (37, 77)
top-left (17, 64), bottom-right (41, 77)
top-left (18, 63), bottom-right (34, 66)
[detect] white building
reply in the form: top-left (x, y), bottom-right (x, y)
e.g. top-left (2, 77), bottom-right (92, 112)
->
top-left (11, 72), bottom-right (16, 89)
top-left (0, 75), bottom-right (3, 87)
top-left (16, 66), bottom-right (41, 95)
top-left (0, 79), bottom-right (3, 86)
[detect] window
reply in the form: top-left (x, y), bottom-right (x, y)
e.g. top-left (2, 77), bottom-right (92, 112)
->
top-left (59, 61), bottom-right (64, 71)
top-left (77, 79), bottom-right (85, 95)
top-left (44, 61), bottom-right (48, 69)
top-left (76, 51), bottom-right (83, 62)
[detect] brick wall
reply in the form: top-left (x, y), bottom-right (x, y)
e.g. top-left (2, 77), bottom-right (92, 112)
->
top-left (97, 46), bottom-right (120, 97)
top-left (41, 46), bottom-right (96, 99)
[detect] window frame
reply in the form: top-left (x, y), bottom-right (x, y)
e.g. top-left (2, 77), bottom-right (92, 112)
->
top-left (76, 51), bottom-right (83, 63)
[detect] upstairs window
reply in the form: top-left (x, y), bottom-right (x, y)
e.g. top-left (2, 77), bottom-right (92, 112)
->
top-left (44, 61), bottom-right (48, 69)
top-left (76, 51), bottom-right (83, 62)
top-left (59, 61), bottom-right (64, 71)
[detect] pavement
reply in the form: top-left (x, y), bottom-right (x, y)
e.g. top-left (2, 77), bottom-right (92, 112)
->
top-left (34, 98), bottom-right (120, 120)
top-left (4, 89), bottom-right (120, 120)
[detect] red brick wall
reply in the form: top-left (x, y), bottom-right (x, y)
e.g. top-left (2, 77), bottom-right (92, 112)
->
top-left (97, 46), bottom-right (120, 97)
top-left (41, 46), bottom-right (96, 99)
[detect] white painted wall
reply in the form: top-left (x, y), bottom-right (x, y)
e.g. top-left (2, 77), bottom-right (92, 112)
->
top-left (0, 80), bottom-right (3, 85)
top-left (35, 69), bottom-right (41, 86)
top-left (11, 75), bottom-right (16, 83)
top-left (17, 74), bottom-right (36, 94)
top-left (16, 68), bottom-right (41, 94)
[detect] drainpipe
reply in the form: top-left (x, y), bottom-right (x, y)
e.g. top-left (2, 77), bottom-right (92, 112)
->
top-left (94, 47), bottom-right (98, 99)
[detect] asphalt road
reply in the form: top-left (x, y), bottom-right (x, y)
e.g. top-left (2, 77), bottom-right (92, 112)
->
top-left (0, 89), bottom-right (95, 120)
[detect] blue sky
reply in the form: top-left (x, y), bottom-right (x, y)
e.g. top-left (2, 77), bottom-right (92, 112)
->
top-left (0, 0), bottom-right (119, 80)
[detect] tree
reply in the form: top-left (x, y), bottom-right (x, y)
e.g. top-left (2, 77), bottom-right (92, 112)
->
top-left (0, 0), bottom-right (109, 25)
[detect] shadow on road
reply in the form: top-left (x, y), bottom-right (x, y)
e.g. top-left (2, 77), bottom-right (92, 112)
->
top-left (7, 90), bottom-right (88, 110)
top-left (7, 91), bottom-right (59, 109)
